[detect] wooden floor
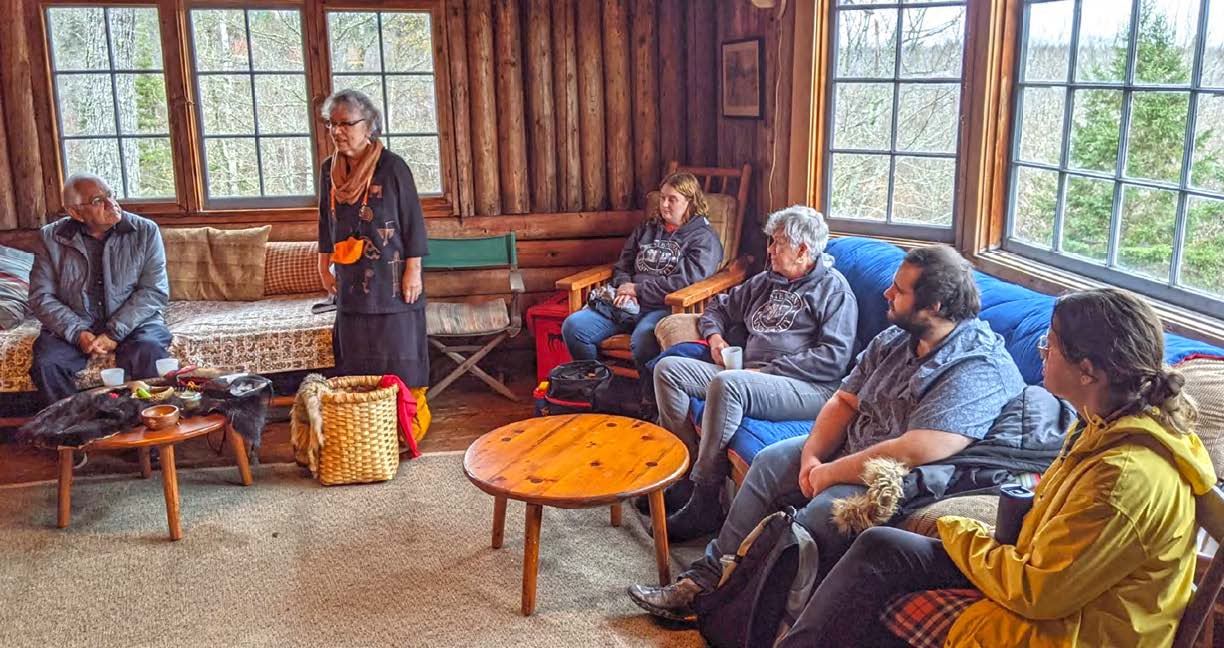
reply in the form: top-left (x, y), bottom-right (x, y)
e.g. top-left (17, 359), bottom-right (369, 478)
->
top-left (0, 360), bottom-right (538, 486)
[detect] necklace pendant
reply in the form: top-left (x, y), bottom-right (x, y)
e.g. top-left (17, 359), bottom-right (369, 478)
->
top-left (360, 205), bottom-right (375, 222)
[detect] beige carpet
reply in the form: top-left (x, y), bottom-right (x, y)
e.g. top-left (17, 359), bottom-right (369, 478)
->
top-left (0, 452), bottom-right (704, 648)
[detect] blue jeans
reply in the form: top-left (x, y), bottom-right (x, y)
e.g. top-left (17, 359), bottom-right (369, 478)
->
top-left (30, 321), bottom-right (172, 407)
top-left (561, 307), bottom-right (670, 368)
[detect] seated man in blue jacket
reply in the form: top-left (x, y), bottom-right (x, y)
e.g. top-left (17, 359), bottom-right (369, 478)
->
top-left (649, 205), bottom-right (859, 541)
top-left (28, 173), bottom-right (171, 407)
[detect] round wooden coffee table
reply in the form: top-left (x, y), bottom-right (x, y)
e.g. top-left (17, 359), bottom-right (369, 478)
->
top-left (463, 414), bottom-right (689, 615)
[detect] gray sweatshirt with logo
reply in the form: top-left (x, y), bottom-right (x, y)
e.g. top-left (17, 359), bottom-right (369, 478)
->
top-left (698, 254), bottom-right (859, 384)
top-left (612, 216), bottom-right (724, 312)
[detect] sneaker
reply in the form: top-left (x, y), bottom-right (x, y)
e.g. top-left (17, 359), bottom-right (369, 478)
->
top-left (73, 450), bottom-right (88, 470)
top-left (627, 579), bottom-right (703, 623)
top-left (634, 479), bottom-right (694, 516)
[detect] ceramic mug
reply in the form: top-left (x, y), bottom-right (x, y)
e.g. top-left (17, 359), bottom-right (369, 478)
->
top-left (100, 368), bottom-right (125, 387)
top-left (720, 346), bottom-right (743, 371)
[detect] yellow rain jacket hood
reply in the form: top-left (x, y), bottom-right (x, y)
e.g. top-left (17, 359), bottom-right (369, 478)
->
top-left (938, 411), bottom-right (1216, 648)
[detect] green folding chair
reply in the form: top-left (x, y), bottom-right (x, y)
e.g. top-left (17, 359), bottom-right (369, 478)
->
top-left (423, 233), bottom-right (523, 401)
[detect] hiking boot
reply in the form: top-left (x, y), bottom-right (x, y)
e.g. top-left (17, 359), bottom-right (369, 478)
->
top-left (627, 578), bottom-right (703, 623)
top-left (665, 483), bottom-right (725, 542)
top-left (634, 479), bottom-right (694, 516)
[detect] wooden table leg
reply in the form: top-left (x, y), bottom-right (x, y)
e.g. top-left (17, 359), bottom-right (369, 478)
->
top-left (521, 503), bottom-right (543, 616)
top-left (138, 448), bottom-right (152, 479)
top-left (57, 448), bottom-right (73, 529)
top-left (228, 425), bottom-right (253, 486)
top-left (160, 444), bottom-right (182, 541)
top-left (492, 495), bottom-right (507, 549)
top-left (648, 489), bottom-right (671, 585)
top-left (610, 502), bottom-right (622, 527)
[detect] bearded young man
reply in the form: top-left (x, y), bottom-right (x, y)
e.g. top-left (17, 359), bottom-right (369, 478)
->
top-left (628, 244), bottom-right (1026, 624)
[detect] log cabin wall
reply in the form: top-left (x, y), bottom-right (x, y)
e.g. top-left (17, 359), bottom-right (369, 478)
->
top-left (0, 0), bottom-right (799, 316)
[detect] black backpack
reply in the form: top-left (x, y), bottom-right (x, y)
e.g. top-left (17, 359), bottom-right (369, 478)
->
top-left (538, 360), bottom-right (646, 418)
top-left (694, 508), bottom-right (823, 648)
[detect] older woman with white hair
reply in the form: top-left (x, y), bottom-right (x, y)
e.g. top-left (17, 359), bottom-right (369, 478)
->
top-left (647, 205), bottom-right (859, 541)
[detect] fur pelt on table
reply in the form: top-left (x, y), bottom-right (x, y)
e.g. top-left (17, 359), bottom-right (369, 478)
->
top-left (16, 382), bottom-right (273, 454)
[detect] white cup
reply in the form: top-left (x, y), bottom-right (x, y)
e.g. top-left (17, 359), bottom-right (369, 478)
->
top-left (156, 357), bottom-right (180, 377)
top-left (720, 346), bottom-right (744, 371)
top-left (100, 368), bottom-right (125, 387)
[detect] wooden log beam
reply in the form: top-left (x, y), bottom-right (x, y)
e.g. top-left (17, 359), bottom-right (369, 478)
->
top-left (0, 69), bottom-right (16, 230)
top-left (551, 0), bottom-right (582, 212)
top-left (467, 0), bottom-right (501, 215)
top-left (685, 0), bottom-right (718, 166)
top-left (445, 0), bottom-right (475, 216)
top-left (2, 0), bottom-right (47, 228)
top-left (517, 237), bottom-right (623, 267)
top-left (602, 0), bottom-right (633, 210)
top-left (425, 266), bottom-right (587, 297)
top-left (575, 0), bottom-right (607, 211)
top-left (494, 0), bottom-right (530, 214)
top-left (525, 0), bottom-right (557, 213)
top-left (631, 0), bottom-right (660, 206)
top-left (657, 0), bottom-right (686, 167)
top-left (424, 210), bottom-right (641, 240)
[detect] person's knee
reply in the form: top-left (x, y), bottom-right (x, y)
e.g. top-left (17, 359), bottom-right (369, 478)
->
top-left (843, 526), bottom-right (907, 564)
top-left (654, 356), bottom-right (685, 387)
top-left (707, 372), bottom-right (748, 404)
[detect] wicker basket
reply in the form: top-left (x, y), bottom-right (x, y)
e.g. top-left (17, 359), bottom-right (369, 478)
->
top-left (318, 375), bottom-right (401, 486)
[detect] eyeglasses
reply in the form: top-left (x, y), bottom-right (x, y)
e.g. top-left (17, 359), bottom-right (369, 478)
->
top-left (1037, 333), bottom-right (1050, 358)
top-left (71, 190), bottom-right (115, 208)
top-left (324, 118), bottom-right (366, 130)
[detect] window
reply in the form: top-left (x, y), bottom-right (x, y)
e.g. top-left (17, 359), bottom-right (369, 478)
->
top-left (189, 8), bottom-right (315, 206)
top-left (46, 6), bottom-right (174, 201)
top-left (327, 10), bottom-right (443, 195)
top-left (823, 0), bottom-right (968, 240)
top-left (1007, 0), bottom-right (1224, 315)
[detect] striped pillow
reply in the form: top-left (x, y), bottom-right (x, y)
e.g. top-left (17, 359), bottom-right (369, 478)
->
top-left (0, 245), bottom-right (34, 330)
top-left (264, 241), bottom-right (324, 295)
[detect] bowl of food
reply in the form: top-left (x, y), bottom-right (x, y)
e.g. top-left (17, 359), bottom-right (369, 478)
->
top-left (146, 385), bottom-right (175, 401)
top-left (176, 390), bottom-right (202, 411)
top-left (141, 404), bottom-right (180, 430)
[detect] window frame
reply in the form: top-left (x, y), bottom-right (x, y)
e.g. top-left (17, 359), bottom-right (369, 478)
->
top-left (33, 0), bottom-right (456, 222)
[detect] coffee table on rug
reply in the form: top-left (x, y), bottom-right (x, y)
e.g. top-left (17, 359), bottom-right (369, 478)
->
top-left (463, 414), bottom-right (690, 615)
top-left (56, 413), bottom-right (253, 541)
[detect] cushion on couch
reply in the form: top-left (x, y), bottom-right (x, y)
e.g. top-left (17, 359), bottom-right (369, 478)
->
top-left (0, 245), bottom-right (34, 330)
top-left (162, 226), bottom-right (271, 301)
top-left (264, 241), bottom-right (324, 295)
top-left (1178, 355), bottom-right (1224, 478)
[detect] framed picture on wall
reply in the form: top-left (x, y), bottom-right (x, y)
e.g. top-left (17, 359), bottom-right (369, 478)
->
top-left (721, 38), bottom-right (764, 119)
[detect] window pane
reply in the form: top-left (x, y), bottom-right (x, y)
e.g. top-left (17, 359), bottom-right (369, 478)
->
top-left (254, 74), bottom-right (309, 135)
top-left (896, 83), bottom-right (958, 153)
top-left (47, 7), bottom-right (109, 71)
top-left (1062, 175), bottom-right (1113, 262)
top-left (1074, 0), bottom-right (1130, 83)
top-left (833, 83), bottom-right (892, 150)
top-left (1068, 89), bottom-right (1122, 173)
top-left (123, 138), bottom-right (175, 199)
top-left (1134, 0), bottom-right (1199, 86)
top-left (192, 10), bottom-right (249, 72)
top-left (381, 13), bottom-right (433, 73)
top-left (829, 153), bottom-right (890, 220)
top-left (1126, 91), bottom-right (1189, 184)
top-left (205, 138), bottom-right (260, 197)
top-left (899, 5), bottom-right (964, 79)
top-left (260, 137), bottom-right (313, 195)
top-left (249, 10), bottom-right (304, 71)
top-left (63, 139), bottom-right (122, 192)
top-left (1183, 196), bottom-right (1224, 297)
top-left (386, 76), bottom-right (437, 133)
top-left (1205, 1), bottom-right (1224, 87)
top-left (1022, 1), bottom-right (1073, 82)
top-left (892, 156), bottom-right (954, 225)
top-left (1118, 185), bottom-right (1177, 281)
top-left (837, 8), bottom-right (897, 78)
top-left (328, 12), bottom-right (382, 73)
top-left (1017, 87), bottom-right (1065, 165)
top-left (332, 75), bottom-right (385, 109)
top-left (394, 136), bottom-right (442, 195)
top-left (198, 75), bottom-right (255, 135)
top-left (116, 73), bottom-right (168, 135)
top-left (110, 8), bottom-right (162, 70)
top-left (56, 74), bottom-right (116, 136)
top-left (1011, 166), bottom-right (1058, 248)
top-left (1191, 93), bottom-right (1224, 193)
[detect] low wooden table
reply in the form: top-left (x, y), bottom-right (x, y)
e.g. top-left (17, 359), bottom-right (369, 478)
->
top-left (57, 414), bottom-right (252, 541)
top-left (463, 414), bottom-right (689, 615)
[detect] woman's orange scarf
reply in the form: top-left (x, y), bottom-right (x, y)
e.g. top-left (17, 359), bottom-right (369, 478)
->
top-left (329, 139), bottom-right (384, 205)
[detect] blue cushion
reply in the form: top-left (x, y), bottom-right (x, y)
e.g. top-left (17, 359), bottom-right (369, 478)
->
top-left (707, 236), bottom-right (1224, 473)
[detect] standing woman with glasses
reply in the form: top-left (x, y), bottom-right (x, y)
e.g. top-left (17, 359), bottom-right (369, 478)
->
top-left (317, 89), bottom-right (430, 403)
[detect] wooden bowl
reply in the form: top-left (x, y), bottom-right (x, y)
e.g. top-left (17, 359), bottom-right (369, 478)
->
top-left (147, 386), bottom-right (175, 401)
top-left (141, 404), bottom-right (181, 430)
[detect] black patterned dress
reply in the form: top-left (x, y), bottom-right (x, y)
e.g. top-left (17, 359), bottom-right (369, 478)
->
top-left (317, 148), bottom-right (430, 387)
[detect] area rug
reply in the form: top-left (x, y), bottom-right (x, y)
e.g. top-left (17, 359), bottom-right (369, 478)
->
top-left (0, 452), bottom-right (704, 648)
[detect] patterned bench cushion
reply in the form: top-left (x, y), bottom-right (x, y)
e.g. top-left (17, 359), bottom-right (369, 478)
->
top-left (882, 589), bottom-right (985, 648)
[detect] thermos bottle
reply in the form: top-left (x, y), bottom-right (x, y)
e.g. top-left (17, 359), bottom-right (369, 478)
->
top-left (994, 483), bottom-right (1035, 545)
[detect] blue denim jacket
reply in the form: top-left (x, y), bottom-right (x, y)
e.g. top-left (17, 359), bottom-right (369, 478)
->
top-left (29, 211), bottom-right (169, 344)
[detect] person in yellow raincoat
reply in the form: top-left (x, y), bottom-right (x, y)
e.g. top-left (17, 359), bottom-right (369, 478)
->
top-left (774, 287), bottom-right (1214, 648)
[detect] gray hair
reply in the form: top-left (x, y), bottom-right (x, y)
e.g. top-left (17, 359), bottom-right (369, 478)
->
top-left (62, 173), bottom-right (110, 207)
top-left (321, 89), bottom-right (383, 140)
top-left (763, 205), bottom-right (829, 261)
